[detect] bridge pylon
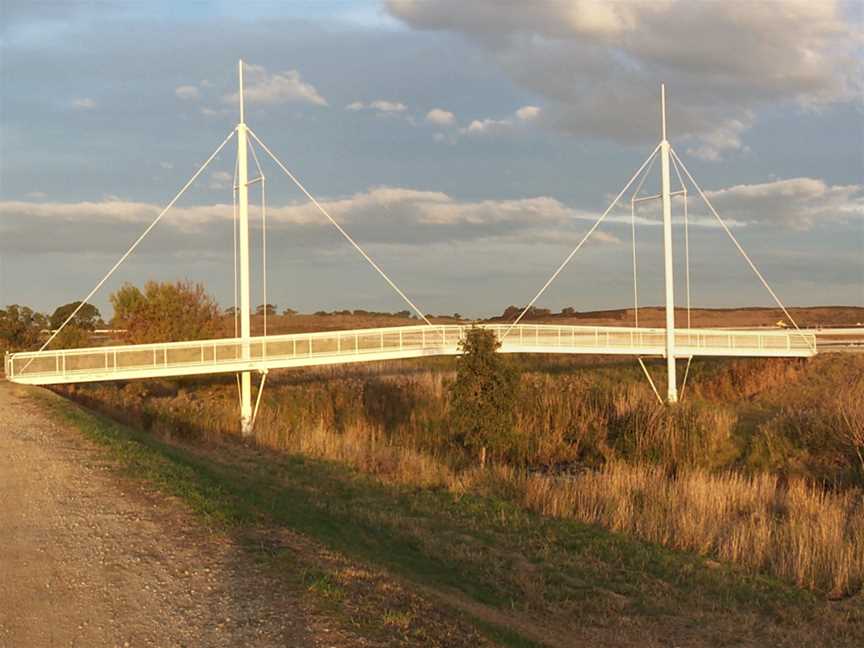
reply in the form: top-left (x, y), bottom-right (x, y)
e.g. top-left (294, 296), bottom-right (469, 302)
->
top-left (237, 60), bottom-right (254, 435)
top-left (659, 84), bottom-right (678, 403)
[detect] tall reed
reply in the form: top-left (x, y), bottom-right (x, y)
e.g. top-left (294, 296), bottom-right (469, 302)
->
top-left (520, 463), bottom-right (864, 595)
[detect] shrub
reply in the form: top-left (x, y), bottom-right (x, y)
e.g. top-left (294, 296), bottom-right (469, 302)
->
top-left (110, 280), bottom-right (220, 343)
top-left (448, 327), bottom-right (519, 467)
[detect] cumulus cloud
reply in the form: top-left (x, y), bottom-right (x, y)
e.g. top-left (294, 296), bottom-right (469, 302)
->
top-left (516, 105), bottom-right (541, 121)
top-left (0, 187), bottom-right (615, 256)
top-left (387, 0), bottom-right (861, 156)
top-left (426, 108), bottom-right (455, 126)
top-left (3, 176), bottom-right (856, 259)
top-left (346, 99), bottom-right (407, 114)
top-left (704, 178), bottom-right (864, 230)
top-left (71, 97), bottom-right (96, 110)
top-left (222, 64), bottom-right (327, 107)
top-left (460, 105), bottom-right (542, 136)
top-left (463, 117), bottom-right (511, 135)
top-left (174, 85), bottom-right (200, 101)
top-left (685, 115), bottom-right (753, 161)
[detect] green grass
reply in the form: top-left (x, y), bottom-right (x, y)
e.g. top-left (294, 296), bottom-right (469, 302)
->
top-left (33, 385), bottom-right (862, 647)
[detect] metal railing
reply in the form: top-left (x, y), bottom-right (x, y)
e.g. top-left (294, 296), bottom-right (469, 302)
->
top-left (5, 324), bottom-right (816, 385)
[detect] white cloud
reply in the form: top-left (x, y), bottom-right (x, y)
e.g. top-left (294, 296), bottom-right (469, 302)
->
top-left (4, 177), bottom-right (855, 259)
top-left (0, 187), bottom-right (613, 254)
top-left (370, 100), bottom-right (406, 113)
top-left (175, 85), bottom-right (200, 101)
top-left (71, 97), bottom-right (96, 110)
top-left (704, 178), bottom-right (864, 230)
top-left (426, 108), bottom-right (455, 126)
top-left (460, 105), bottom-right (543, 136)
top-left (463, 118), bottom-right (512, 135)
top-left (346, 99), bottom-right (408, 114)
top-left (516, 105), bottom-right (541, 121)
top-left (222, 64), bottom-right (327, 107)
top-left (686, 116), bottom-right (752, 161)
top-left (387, 0), bottom-right (861, 153)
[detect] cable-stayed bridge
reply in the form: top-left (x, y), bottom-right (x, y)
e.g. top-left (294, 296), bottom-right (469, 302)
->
top-left (5, 62), bottom-right (817, 433)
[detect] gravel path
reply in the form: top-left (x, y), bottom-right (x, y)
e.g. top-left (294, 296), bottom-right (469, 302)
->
top-left (0, 382), bottom-right (349, 647)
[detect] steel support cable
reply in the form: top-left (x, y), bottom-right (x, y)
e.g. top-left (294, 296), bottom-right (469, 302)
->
top-left (679, 356), bottom-right (694, 400)
top-left (669, 148), bottom-right (815, 352)
top-left (637, 357), bottom-right (664, 405)
top-left (27, 129), bottom-right (237, 368)
top-left (629, 153), bottom-right (658, 328)
top-left (247, 128), bottom-right (433, 327)
top-left (248, 139), bottom-right (268, 339)
top-left (503, 143), bottom-right (661, 337)
top-left (669, 153), bottom-right (692, 328)
top-left (251, 369), bottom-right (268, 430)
top-left (628, 154), bottom-right (660, 398)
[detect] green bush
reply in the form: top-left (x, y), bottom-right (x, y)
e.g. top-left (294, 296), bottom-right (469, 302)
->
top-left (447, 327), bottom-right (519, 467)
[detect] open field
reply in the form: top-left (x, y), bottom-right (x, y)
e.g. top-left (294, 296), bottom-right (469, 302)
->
top-left (242, 306), bottom-right (864, 337)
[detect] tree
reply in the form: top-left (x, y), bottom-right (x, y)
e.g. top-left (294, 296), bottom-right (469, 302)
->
top-left (46, 301), bottom-right (100, 349)
top-left (561, 307), bottom-right (576, 317)
top-left (448, 327), bottom-right (519, 468)
top-left (110, 284), bottom-right (146, 329)
top-left (0, 305), bottom-right (47, 352)
top-left (256, 303), bottom-right (277, 316)
top-left (109, 281), bottom-right (220, 344)
top-left (500, 305), bottom-right (522, 320)
top-left (49, 301), bottom-right (100, 331)
top-left (282, 307), bottom-right (298, 316)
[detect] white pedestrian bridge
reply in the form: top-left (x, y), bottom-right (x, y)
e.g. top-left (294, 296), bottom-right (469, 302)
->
top-left (5, 323), bottom-right (816, 386)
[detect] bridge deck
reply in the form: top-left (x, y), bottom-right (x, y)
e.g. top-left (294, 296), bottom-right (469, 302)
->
top-left (5, 324), bottom-right (816, 386)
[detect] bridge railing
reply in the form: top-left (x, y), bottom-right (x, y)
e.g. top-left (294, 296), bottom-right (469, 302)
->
top-left (5, 323), bottom-right (815, 384)
top-left (5, 325), bottom-right (461, 382)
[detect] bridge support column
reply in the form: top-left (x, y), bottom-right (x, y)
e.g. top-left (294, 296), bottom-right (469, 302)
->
top-left (660, 84), bottom-right (678, 403)
top-left (237, 60), bottom-right (254, 435)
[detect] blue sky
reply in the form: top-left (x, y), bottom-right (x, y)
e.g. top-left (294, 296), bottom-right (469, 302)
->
top-left (1, 0), bottom-right (862, 318)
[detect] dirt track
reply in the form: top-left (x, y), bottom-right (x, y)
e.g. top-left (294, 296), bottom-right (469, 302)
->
top-left (0, 382), bottom-right (347, 647)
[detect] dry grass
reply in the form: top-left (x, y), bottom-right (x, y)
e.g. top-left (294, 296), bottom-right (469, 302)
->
top-left (58, 354), bottom-right (864, 596)
top-left (520, 462), bottom-right (864, 596)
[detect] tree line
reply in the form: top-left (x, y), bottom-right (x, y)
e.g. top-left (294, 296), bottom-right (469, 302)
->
top-left (1, 281), bottom-right (221, 352)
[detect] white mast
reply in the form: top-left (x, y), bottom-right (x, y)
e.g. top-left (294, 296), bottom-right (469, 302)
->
top-left (237, 59), bottom-right (253, 434)
top-left (659, 83), bottom-right (678, 403)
